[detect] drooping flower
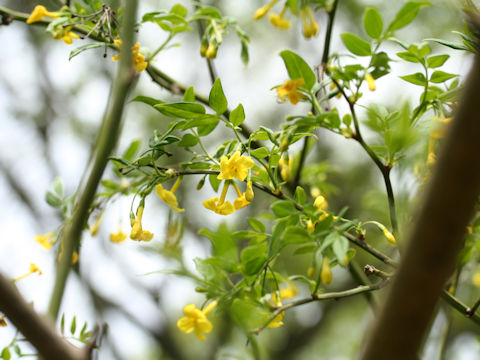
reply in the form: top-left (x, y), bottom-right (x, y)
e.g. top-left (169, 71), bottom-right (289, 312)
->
top-left (13, 263), bottom-right (42, 281)
top-left (253, 0), bottom-right (279, 20)
top-left (321, 257), bottom-right (332, 285)
top-left (269, 6), bottom-right (291, 30)
top-left (382, 228), bottom-right (396, 246)
top-left (218, 152), bottom-right (254, 181)
top-left (314, 195), bottom-right (328, 211)
top-left (90, 213), bottom-right (103, 236)
top-left (278, 156), bottom-right (293, 181)
top-left (365, 73), bottom-right (376, 91)
top-left (112, 40), bottom-right (148, 73)
top-left (26, 5), bottom-right (59, 24)
top-left (156, 177), bottom-right (185, 212)
top-left (53, 26), bottom-right (80, 44)
top-left (276, 79), bottom-right (306, 105)
top-left (232, 182), bottom-right (251, 210)
top-left (301, 6), bottom-right (319, 38)
top-left (245, 181), bottom-right (254, 202)
top-left (205, 43), bottom-right (217, 59)
top-left (203, 182), bottom-right (235, 215)
top-left (110, 228), bottom-right (127, 243)
top-left (35, 232), bottom-right (56, 250)
top-left (177, 301), bottom-right (217, 341)
top-left (130, 206), bottom-right (154, 241)
top-left (307, 219), bottom-right (315, 233)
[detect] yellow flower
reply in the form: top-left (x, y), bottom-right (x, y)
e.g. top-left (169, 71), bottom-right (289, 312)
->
top-left (26, 5), bottom-right (59, 24)
top-left (253, 0), bottom-right (279, 20)
top-left (112, 40), bottom-right (148, 73)
top-left (321, 257), bottom-right (332, 285)
top-left (245, 181), bottom-right (254, 202)
top-left (203, 182), bottom-right (236, 215)
top-left (268, 310), bottom-right (285, 328)
top-left (269, 6), bottom-right (291, 30)
top-left (307, 219), bottom-right (315, 233)
top-left (0, 315), bottom-right (6, 327)
top-left (72, 251), bottom-right (79, 265)
top-left (301, 6), bottom-right (319, 39)
top-left (53, 26), bottom-right (80, 44)
top-left (177, 301), bottom-right (217, 341)
top-left (365, 73), bottom-right (376, 91)
top-left (232, 182), bottom-right (251, 210)
top-left (90, 213), bottom-right (103, 236)
top-left (314, 195), bottom-right (328, 211)
top-left (218, 152), bottom-right (254, 181)
top-left (278, 156), bottom-right (293, 181)
top-left (473, 271), bottom-right (480, 287)
top-left (205, 43), bottom-right (217, 59)
top-left (156, 177), bottom-right (185, 212)
top-left (110, 228), bottom-right (127, 243)
top-left (13, 263), bottom-right (42, 281)
top-left (200, 43), bottom-right (208, 57)
top-left (382, 228), bottom-right (396, 246)
top-left (276, 79), bottom-right (306, 105)
top-left (307, 266), bottom-right (315, 278)
top-left (35, 232), bottom-right (56, 250)
top-left (130, 206), bottom-right (154, 241)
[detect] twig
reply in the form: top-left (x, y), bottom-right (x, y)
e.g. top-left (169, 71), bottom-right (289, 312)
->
top-left (0, 272), bottom-right (87, 360)
top-left (48, 0), bottom-right (139, 320)
top-left (344, 232), bottom-right (398, 268)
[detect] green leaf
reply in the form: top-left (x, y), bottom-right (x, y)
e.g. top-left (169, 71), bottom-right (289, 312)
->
top-left (170, 3), bottom-right (187, 17)
top-left (341, 33), bottom-right (371, 56)
top-left (209, 173), bottom-right (221, 192)
top-left (52, 177), bottom-right (64, 197)
top-left (60, 313), bottom-right (65, 335)
top-left (387, 1), bottom-right (431, 32)
top-left (248, 218), bottom-right (266, 233)
top-left (131, 96), bottom-right (165, 109)
top-left (209, 78), bottom-right (228, 115)
top-left (364, 7), bottom-right (383, 39)
top-left (294, 186), bottom-right (306, 205)
top-left (425, 38), bottom-right (471, 52)
top-left (1, 347), bottom-right (10, 360)
top-left (69, 42), bottom-right (110, 61)
top-left (430, 70), bottom-right (457, 83)
top-left (230, 104), bottom-right (245, 126)
top-left (331, 234), bottom-right (349, 266)
top-left (46, 191), bottom-right (63, 207)
top-left (241, 242), bottom-right (267, 276)
top-left (399, 72), bottom-right (426, 86)
top-left (122, 139), bottom-right (141, 161)
top-left (199, 224), bottom-right (238, 271)
top-left (154, 102), bottom-right (206, 119)
top-left (283, 226), bottom-right (310, 244)
top-left (70, 316), bottom-right (77, 335)
top-left (178, 133), bottom-right (198, 147)
top-left (426, 54), bottom-right (449, 68)
top-left (271, 200), bottom-right (297, 217)
top-left (250, 147), bottom-right (269, 159)
top-left (182, 115), bottom-right (219, 130)
top-left (396, 51), bottom-right (420, 63)
top-left (279, 50), bottom-right (316, 90)
top-left (183, 86), bottom-right (195, 102)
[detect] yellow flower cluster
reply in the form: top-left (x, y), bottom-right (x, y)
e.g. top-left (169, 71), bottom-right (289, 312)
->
top-left (177, 301), bottom-right (217, 341)
top-left (200, 42), bottom-right (218, 59)
top-left (278, 155), bottom-right (293, 181)
top-left (53, 26), bottom-right (80, 44)
top-left (112, 39), bottom-right (148, 73)
top-left (203, 152), bottom-right (255, 215)
top-left (130, 206), bottom-right (154, 241)
top-left (276, 79), bottom-right (306, 105)
top-left (268, 283), bottom-right (298, 328)
top-left (26, 6), bottom-right (79, 45)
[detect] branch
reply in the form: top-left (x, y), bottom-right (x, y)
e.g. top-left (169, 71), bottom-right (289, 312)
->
top-left (362, 53), bottom-right (480, 359)
top-left (48, 0), bottom-right (139, 319)
top-left (0, 272), bottom-right (86, 360)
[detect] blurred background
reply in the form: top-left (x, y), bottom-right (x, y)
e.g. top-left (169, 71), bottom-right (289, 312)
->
top-left (0, 0), bottom-right (478, 359)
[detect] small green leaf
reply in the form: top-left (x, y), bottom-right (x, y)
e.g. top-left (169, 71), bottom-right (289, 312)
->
top-left (61, 313), bottom-right (65, 335)
top-left (279, 50), bottom-right (316, 90)
top-left (426, 54), bottom-right (449, 68)
top-left (122, 139), bottom-right (141, 161)
top-left (209, 78), bottom-right (228, 115)
top-left (248, 218), bottom-right (265, 233)
top-left (46, 192), bottom-right (62, 207)
top-left (430, 70), bottom-right (457, 83)
top-left (283, 226), bottom-right (310, 244)
top-left (294, 186), bottom-right (306, 205)
top-left (209, 174), bottom-right (221, 192)
top-left (230, 104), bottom-right (245, 126)
top-left (170, 3), bottom-right (187, 17)
top-left (155, 102), bottom-right (206, 119)
top-left (341, 33), bottom-right (371, 56)
top-left (364, 7), bottom-right (383, 39)
top-left (250, 147), bottom-right (269, 159)
top-left (425, 38), bottom-right (471, 52)
top-left (178, 133), bottom-right (198, 147)
top-left (132, 96), bottom-right (164, 108)
top-left (331, 234), bottom-right (349, 266)
top-left (387, 1), bottom-right (431, 32)
top-left (399, 72), bottom-right (426, 86)
top-left (241, 242), bottom-right (267, 276)
top-left (271, 200), bottom-right (297, 217)
top-left (52, 177), bottom-right (64, 197)
top-left (1, 347), bottom-right (11, 360)
top-left (70, 316), bottom-right (77, 335)
top-left (396, 51), bottom-right (420, 63)
top-left (183, 86), bottom-right (195, 102)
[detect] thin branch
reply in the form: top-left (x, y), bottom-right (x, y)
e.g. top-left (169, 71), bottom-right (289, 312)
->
top-left (48, 0), bottom-right (139, 320)
top-left (0, 272), bottom-right (87, 360)
top-left (344, 232), bottom-right (399, 268)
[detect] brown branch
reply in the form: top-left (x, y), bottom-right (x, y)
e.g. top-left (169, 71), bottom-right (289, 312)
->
top-left (362, 53), bottom-right (480, 359)
top-left (0, 272), bottom-right (87, 360)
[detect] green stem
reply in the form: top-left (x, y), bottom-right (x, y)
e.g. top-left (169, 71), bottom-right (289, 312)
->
top-left (48, 0), bottom-right (139, 320)
top-left (149, 33), bottom-right (173, 60)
